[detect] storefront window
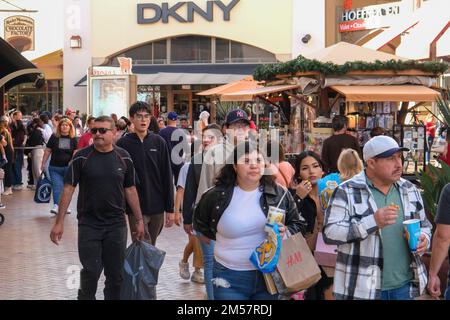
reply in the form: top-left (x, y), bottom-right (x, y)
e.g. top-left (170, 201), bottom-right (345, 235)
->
top-left (216, 38), bottom-right (230, 63)
top-left (153, 40), bottom-right (167, 64)
top-left (171, 36), bottom-right (211, 64)
top-left (6, 80), bottom-right (62, 115)
top-left (129, 44), bottom-right (152, 63)
top-left (108, 36), bottom-right (276, 65)
top-left (231, 42), bottom-right (276, 63)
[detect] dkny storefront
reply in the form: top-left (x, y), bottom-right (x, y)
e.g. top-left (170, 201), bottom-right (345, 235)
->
top-left (64, 0), bottom-right (326, 123)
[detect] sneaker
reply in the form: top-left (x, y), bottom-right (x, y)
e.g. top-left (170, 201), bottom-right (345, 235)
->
top-left (179, 261), bottom-right (190, 280)
top-left (0, 203), bottom-right (5, 209)
top-left (2, 188), bottom-right (12, 196)
top-left (27, 184), bottom-right (35, 189)
top-left (191, 270), bottom-right (205, 284)
top-left (12, 185), bottom-right (23, 191)
top-left (50, 204), bottom-right (58, 215)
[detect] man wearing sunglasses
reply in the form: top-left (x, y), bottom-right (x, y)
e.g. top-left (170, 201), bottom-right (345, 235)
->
top-left (116, 101), bottom-right (174, 246)
top-left (50, 116), bottom-right (144, 300)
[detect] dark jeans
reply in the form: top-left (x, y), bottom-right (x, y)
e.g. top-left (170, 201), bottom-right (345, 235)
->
top-left (77, 224), bottom-right (127, 300)
top-left (3, 161), bottom-right (13, 188)
top-left (27, 154), bottom-right (34, 185)
top-left (380, 282), bottom-right (412, 300)
top-left (12, 149), bottom-right (23, 186)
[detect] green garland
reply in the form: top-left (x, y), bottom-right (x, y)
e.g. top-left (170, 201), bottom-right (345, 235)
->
top-left (253, 55), bottom-right (448, 81)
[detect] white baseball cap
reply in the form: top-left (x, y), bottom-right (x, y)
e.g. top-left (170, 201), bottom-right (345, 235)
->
top-left (363, 135), bottom-right (409, 162)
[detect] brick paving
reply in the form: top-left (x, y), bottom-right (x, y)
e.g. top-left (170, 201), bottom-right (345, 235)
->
top-left (0, 182), bottom-right (205, 300)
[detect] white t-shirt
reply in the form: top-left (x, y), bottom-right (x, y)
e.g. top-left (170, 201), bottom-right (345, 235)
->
top-left (42, 124), bottom-right (53, 144)
top-left (177, 162), bottom-right (190, 188)
top-left (215, 186), bottom-right (267, 271)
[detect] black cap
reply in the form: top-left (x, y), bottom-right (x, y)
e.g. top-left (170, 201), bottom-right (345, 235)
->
top-left (225, 109), bottom-right (250, 125)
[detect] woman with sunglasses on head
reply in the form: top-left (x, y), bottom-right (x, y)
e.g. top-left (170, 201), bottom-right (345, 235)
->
top-left (41, 118), bottom-right (78, 215)
top-left (193, 141), bottom-right (305, 300)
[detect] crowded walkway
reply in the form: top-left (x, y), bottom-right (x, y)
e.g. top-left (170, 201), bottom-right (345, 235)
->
top-left (0, 175), bottom-right (204, 300)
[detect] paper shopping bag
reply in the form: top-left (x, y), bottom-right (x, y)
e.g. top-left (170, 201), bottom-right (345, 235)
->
top-left (277, 232), bottom-right (321, 292)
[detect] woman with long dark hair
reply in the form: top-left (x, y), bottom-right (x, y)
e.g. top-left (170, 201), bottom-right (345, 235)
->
top-left (290, 150), bottom-right (333, 300)
top-left (194, 141), bottom-right (305, 300)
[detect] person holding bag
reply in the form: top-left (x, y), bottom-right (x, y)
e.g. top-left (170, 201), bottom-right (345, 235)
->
top-left (289, 151), bottom-right (334, 300)
top-left (193, 141), bottom-right (305, 300)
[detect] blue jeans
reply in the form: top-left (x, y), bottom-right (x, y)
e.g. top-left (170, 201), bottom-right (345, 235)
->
top-left (212, 260), bottom-right (278, 300)
top-left (12, 149), bottom-right (24, 186)
top-left (198, 235), bottom-right (215, 300)
top-left (380, 282), bottom-right (412, 300)
top-left (48, 165), bottom-right (68, 205)
top-left (445, 286), bottom-right (450, 300)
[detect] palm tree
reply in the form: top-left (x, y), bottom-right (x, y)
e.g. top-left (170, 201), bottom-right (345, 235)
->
top-left (417, 90), bottom-right (450, 219)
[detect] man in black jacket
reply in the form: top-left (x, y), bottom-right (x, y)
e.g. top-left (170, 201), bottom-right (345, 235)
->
top-left (116, 102), bottom-right (174, 246)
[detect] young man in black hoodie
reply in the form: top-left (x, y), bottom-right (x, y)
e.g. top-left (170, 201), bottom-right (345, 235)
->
top-left (116, 102), bottom-right (175, 246)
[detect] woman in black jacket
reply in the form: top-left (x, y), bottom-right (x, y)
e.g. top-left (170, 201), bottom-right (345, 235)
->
top-left (290, 151), bottom-right (333, 300)
top-left (193, 141), bottom-right (305, 300)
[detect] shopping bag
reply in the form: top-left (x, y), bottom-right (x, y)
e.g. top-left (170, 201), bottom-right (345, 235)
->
top-left (34, 172), bottom-right (52, 203)
top-left (120, 241), bottom-right (166, 300)
top-left (276, 232), bottom-right (321, 293)
top-left (314, 232), bottom-right (337, 268)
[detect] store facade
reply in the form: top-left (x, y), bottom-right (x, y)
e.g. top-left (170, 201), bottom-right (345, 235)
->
top-left (63, 0), bottom-right (327, 122)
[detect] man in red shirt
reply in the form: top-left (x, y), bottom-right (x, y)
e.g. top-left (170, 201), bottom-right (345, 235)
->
top-left (77, 116), bottom-right (95, 149)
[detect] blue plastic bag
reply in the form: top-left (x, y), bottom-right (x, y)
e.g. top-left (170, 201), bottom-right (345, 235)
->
top-left (34, 172), bottom-right (52, 203)
top-left (249, 223), bottom-right (282, 273)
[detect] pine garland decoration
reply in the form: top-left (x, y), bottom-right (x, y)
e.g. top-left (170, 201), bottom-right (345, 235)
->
top-left (253, 55), bottom-right (448, 81)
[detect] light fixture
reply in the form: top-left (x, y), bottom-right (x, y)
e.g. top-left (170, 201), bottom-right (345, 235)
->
top-left (301, 34), bottom-right (311, 44)
top-left (70, 35), bottom-right (82, 49)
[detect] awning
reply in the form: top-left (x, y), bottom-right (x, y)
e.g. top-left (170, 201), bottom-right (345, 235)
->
top-left (75, 63), bottom-right (260, 87)
top-left (330, 85), bottom-right (441, 102)
top-left (222, 84), bottom-right (301, 100)
top-left (31, 49), bottom-right (63, 80)
top-left (0, 37), bottom-right (44, 91)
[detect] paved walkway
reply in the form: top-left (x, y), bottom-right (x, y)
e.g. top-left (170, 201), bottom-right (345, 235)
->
top-left (0, 184), bottom-right (205, 300)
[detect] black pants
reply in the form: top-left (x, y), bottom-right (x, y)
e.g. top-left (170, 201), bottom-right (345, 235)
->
top-left (77, 224), bottom-right (127, 300)
top-left (3, 161), bottom-right (13, 188)
top-left (26, 153), bottom-right (34, 185)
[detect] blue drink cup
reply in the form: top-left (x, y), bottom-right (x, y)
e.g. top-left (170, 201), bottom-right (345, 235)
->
top-left (403, 219), bottom-right (421, 251)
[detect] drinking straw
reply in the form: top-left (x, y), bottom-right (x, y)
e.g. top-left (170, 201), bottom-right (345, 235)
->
top-left (275, 188), bottom-right (289, 210)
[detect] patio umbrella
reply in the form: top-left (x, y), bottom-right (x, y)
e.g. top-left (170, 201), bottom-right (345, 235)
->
top-left (197, 76), bottom-right (264, 101)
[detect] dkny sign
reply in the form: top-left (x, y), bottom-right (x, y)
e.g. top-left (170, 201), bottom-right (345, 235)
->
top-left (137, 0), bottom-right (240, 24)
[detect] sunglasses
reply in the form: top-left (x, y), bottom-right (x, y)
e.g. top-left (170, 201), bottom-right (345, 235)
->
top-left (91, 128), bottom-right (111, 134)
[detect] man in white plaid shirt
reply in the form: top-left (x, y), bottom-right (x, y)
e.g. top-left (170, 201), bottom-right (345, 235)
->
top-left (323, 136), bottom-right (432, 300)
